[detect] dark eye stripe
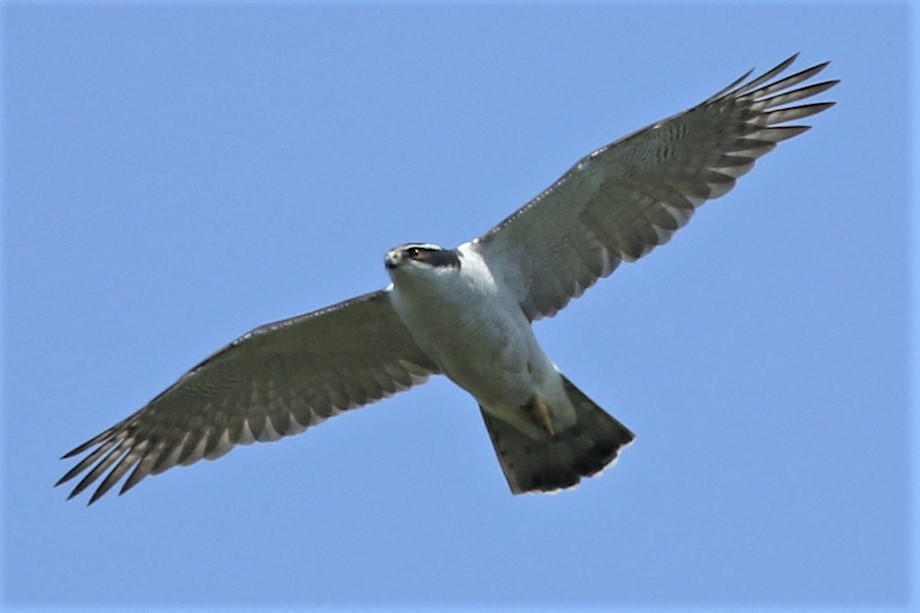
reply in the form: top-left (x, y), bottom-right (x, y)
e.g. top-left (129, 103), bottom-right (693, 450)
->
top-left (421, 249), bottom-right (460, 268)
top-left (396, 244), bottom-right (461, 269)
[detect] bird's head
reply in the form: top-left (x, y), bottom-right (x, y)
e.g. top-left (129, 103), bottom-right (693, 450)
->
top-left (385, 243), bottom-right (461, 281)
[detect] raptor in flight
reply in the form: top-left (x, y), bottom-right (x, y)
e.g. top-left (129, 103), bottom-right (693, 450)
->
top-left (58, 55), bottom-right (837, 503)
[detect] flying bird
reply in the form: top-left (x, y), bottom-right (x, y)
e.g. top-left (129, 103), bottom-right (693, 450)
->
top-left (58, 54), bottom-right (838, 504)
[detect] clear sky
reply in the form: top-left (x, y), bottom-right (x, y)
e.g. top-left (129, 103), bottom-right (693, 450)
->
top-left (3, 1), bottom-right (912, 610)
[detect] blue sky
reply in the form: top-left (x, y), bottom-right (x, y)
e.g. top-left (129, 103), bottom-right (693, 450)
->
top-left (3, 1), bottom-right (912, 610)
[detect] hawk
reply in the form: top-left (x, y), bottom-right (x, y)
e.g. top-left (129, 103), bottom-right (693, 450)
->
top-left (58, 54), bottom-right (837, 503)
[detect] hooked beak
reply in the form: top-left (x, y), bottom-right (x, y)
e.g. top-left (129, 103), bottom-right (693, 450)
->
top-left (385, 250), bottom-right (402, 270)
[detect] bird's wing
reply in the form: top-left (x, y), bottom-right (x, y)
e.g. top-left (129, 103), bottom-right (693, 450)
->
top-left (470, 54), bottom-right (838, 321)
top-left (57, 289), bottom-right (438, 504)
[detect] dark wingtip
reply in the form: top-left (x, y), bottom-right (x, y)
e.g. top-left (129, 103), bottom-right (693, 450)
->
top-left (774, 52), bottom-right (800, 72)
top-left (60, 447), bottom-right (82, 460)
top-left (61, 427), bottom-right (117, 459)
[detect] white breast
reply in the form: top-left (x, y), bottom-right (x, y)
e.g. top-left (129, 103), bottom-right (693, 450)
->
top-left (387, 244), bottom-right (557, 409)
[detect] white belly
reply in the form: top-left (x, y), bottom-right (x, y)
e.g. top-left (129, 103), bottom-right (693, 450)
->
top-left (388, 248), bottom-right (556, 410)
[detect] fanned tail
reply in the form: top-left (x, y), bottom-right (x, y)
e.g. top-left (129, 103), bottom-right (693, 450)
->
top-left (480, 375), bottom-right (634, 494)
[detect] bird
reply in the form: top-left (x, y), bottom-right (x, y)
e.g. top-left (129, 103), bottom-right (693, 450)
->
top-left (58, 54), bottom-right (838, 504)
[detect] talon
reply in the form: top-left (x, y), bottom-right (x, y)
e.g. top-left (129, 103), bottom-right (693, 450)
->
top-left (522, 396), bottom-right (555, 436)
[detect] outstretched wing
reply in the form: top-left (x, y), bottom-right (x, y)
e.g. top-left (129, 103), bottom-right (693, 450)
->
top-left (471, 54), bottom-right (838, 321)
top-left (57, 289), bottom-right (439, 504)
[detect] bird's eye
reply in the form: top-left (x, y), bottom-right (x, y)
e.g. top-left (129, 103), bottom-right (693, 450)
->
top-left (407, 247), bottom-right (422, 259)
